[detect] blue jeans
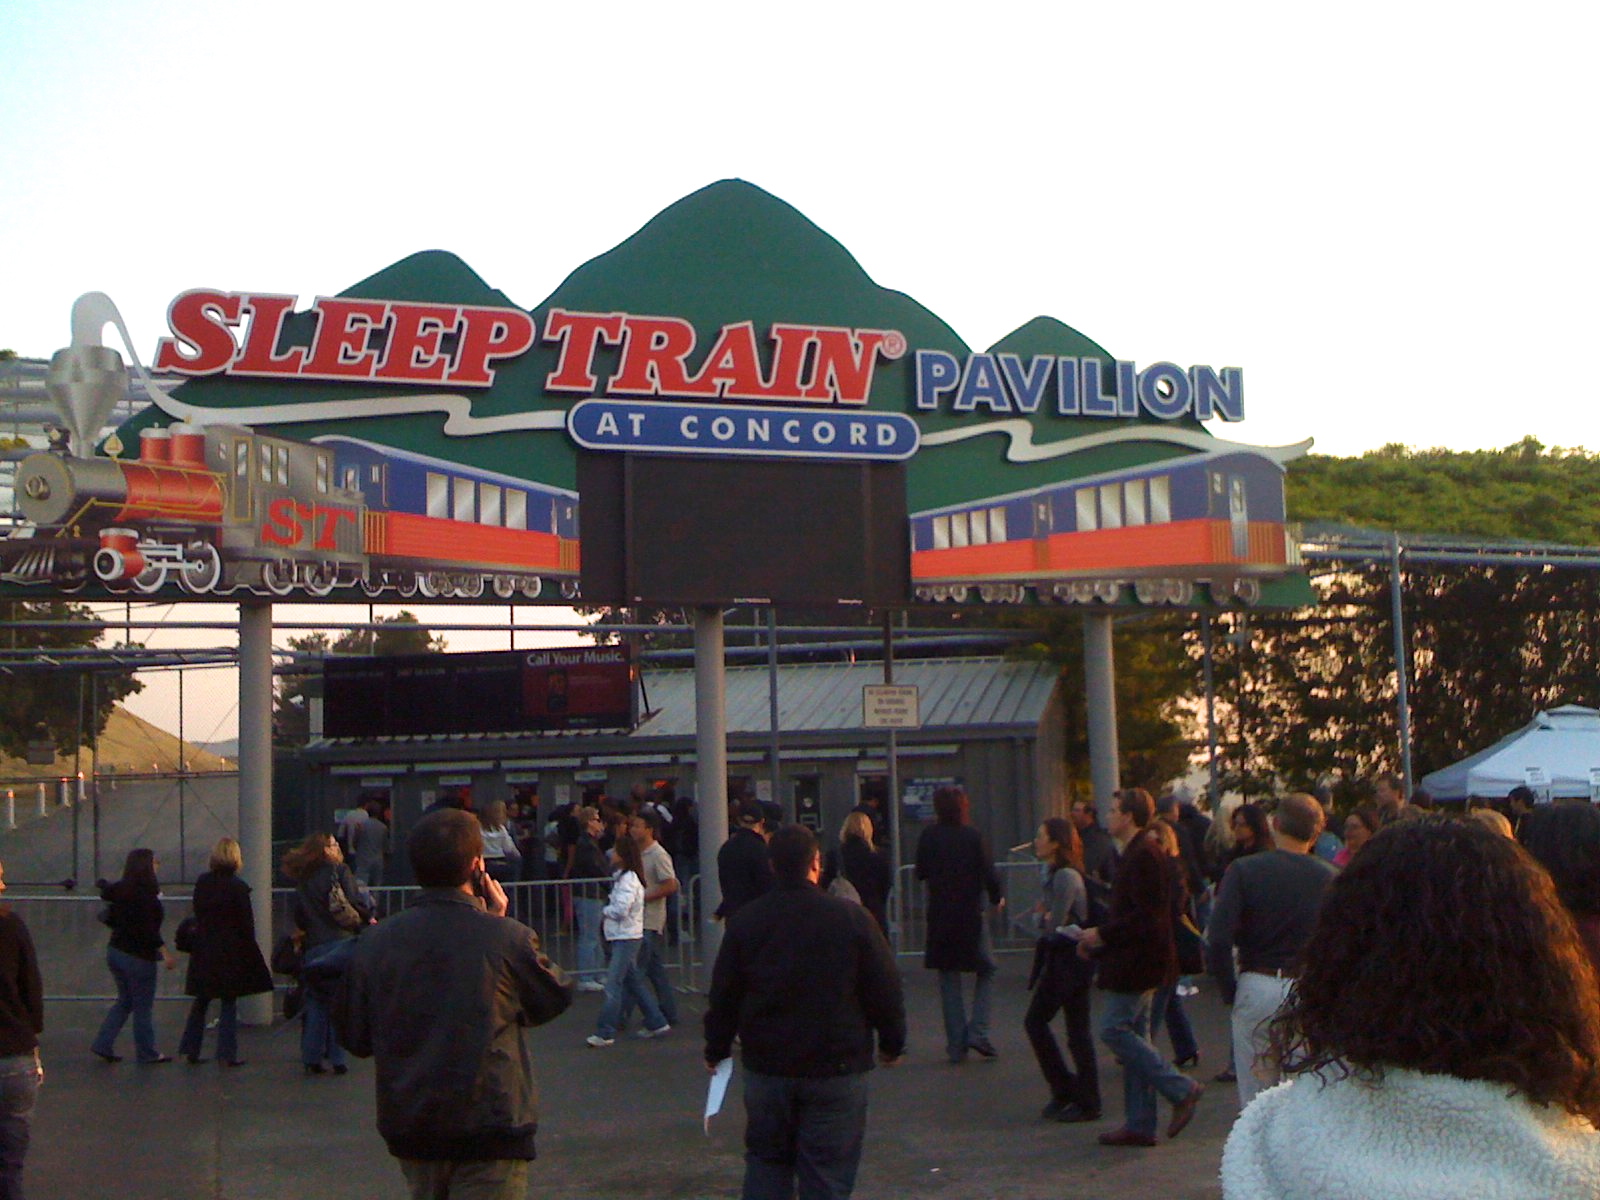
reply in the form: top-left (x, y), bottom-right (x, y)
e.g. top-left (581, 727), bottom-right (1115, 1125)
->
top-left (937, 925), bottom-right (997, 1060)
top-left (619, 929), bottom-right (678, 1027)
top-left (92, 947), bottom-right (161, 1062)
top-left (574, 897), bottom-right (604, 980)
top-left (301, 939), bottom-right (357, 1067)
top-left (1097, 989), bottom-right (1197, 1138)
top-left (595, 939), bottom-right (665, 1039)
top-left (179, 996), bottom-right (238, 1063)
top-left (1151, 984), bottom-right (1198, 1064)
top-left (742, 1070), bottom-right (869, 1200)
top-left (0, 1052), bottom-right (40, 1200)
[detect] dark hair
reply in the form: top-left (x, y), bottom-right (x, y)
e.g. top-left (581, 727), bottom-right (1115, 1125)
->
top-left (769, 824), bottom-right (820, 885)
top-left (1520, 804), bottom-right (1600, 918)
top-left (1273, 816), bottom-right (1600, 1124)
top-left (613, 828), bottom-right (644, 880)
top-left (409, 809), bottom-right (484, 888)
top-left (1345, 804), bottom-right (1381, 837)
top-left (1509, 785), bottom-right (1537, 809)
top-left (1375, 772), bottom-right (1403, 795)
top-left (1040, 817), bottom-right (1083, 872)
top-left (631, 808), bottom-right (662, 838)
top-left (1231, 802), bottom-right (1271, 852)
top-left (1116, 788), bottom-right (1154, 829)
top-left (121, 848), bottom-right (158, 888)
top-left (933, 786), bottom-right (969, 826)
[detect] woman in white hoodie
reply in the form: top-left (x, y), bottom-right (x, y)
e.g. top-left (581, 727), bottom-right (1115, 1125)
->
top-left (1223, 815), bottom-right (1600, 1200)
top-left (586, 831), bottom-right (669, 1047)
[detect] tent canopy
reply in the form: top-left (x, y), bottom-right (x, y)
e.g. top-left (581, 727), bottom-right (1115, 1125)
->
top-left (1420, 705), bottom-right (1600, 801)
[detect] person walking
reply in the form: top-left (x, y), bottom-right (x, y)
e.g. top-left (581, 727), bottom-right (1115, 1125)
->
top-left (91, 848), bottom-right (177, 1065)
top-left (618, 810), bottom-right (679, 1031)
top-left (0, 858), bottom-right (43, 1199)
top-left (1206, 793), bottom-right (1336, 1109)
top-left (1023, 818), bottom-right (1099, 1123)
top-left (586, 831), bottom-right (669, 1047)
top-left (915, 785), bottom-right (1004, 1063)
top-left (716, 797), bottom-right (774, 921)
top-left (282, 833), bottom-right (373, 1075)
top-left (350, 800), bottom-right (389, 888)
top-left (821, 812), bottom-right (893, 935)
top-left (704, 824), bottom-right (906, 1200)
top-left (1075, 788), bottom-right (1202, 1147)
top-left (177, 837), bottom-right (272, 1067)
top-left (334, 808), bottom-right (572, 1199)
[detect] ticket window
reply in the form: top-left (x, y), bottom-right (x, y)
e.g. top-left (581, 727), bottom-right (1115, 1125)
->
top-left (793, 775), bottom-right (822, 833)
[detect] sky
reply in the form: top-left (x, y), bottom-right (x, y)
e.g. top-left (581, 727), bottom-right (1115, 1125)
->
top-left (3, 0), bottom-right (1596, 738)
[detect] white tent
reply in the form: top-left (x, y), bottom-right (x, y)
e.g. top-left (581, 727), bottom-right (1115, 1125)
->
top-left (1420, 705), bottom-right (1600, 802)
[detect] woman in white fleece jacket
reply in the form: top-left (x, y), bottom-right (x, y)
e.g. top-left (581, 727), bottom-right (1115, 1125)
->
top-left (586, 831), bottom-right (668, 1047)
top-left (1223, 815), bottom-right (1600, 1200)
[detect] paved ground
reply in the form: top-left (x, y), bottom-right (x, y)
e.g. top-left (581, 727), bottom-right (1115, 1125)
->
top-left (31, 961), bottom-right (1237, 1199)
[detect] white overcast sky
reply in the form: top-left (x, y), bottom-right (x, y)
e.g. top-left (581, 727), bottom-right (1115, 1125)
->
top-left (4, 1), bottom-right (1596, 739)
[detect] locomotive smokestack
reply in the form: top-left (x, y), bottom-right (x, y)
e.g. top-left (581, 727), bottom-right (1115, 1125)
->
top-left (45, 345), bottom-right (126, 458)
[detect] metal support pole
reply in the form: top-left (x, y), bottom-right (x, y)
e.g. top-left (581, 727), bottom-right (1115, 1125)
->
top-left (1201, 613), bottom-right (1219, 812)
top-left (72, 673), bottom-right (83, 882)
top-left (884, 611), bottom-right (903, 953)
top-left (766, 607), bottom-right (782, 816)
top-left (90, 674), bottom-right (99, 882)
top-left (1083, 612), bottom-right (1120, 822)
top-left (239, 603), bottom-right (275, 1026)
top-left (1389, 533), bottom-right (1414, 797)
top-left (694, 606), bottom-right (728, 983)
top-left (178, 668), bottom-right (187, 883)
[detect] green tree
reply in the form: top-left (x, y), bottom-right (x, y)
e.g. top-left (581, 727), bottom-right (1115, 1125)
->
top-left (274, 613), bottom-right (444, 744)
top-left (0, 600), bottom-right (143, 759)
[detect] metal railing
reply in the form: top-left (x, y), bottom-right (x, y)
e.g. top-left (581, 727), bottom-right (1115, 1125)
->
top-left (11, 859), bottom-right (1045, 1003)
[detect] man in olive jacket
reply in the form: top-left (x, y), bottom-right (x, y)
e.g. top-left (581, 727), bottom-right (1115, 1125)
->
top-left (334, 809), bottom-right (572, 1200)
top-left (705, 824), bottom-right (906, 1200)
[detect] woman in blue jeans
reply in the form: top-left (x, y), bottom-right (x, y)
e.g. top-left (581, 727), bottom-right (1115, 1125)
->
top-left (92, 848), bottom-right (178, 1064)
top-left (282, 834), bottom-right (372, 1075)
top-left (586, 833), bottom-right (667, 1046)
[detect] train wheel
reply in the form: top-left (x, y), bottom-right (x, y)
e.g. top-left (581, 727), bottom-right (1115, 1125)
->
top-left (130, 563), bottom-right (168, 594)
top-left (492, 576), bottom-right (517, 599)
top-left (457, 573), bottom-right (485, 599)
top-left (395, 573), bottom-right (419, 599)
top-left (518, 577), bottom-right (543, 599)
top-left (1167, 580), bottom-right (1195, 606)
top-left (560, 578), bottom-right (580, 601)
top-left (360, 571), bottom-right (386, 598)
top-left (262, 559), bottom-right (296, 596)
top-left (178, 544), bottom-right (222, 595)
top-left (1232, 577), bottom-right (1262, 606)
top-left (302, 562), bottom-right (337, 597)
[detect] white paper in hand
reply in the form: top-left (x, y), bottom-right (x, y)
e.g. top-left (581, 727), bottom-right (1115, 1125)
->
top-left (704, 1058), bottom-right (733, 1133)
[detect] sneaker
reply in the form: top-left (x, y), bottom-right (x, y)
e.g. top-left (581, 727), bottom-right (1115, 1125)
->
top-left (585, 1035), bottom-right (615, 1048)
top-left (967, 1038), bottom-right (999, 1059)
top-left (635, 1024), bottom-right (672, 1040)
top-left (576, 981), bottom-right (606, 993)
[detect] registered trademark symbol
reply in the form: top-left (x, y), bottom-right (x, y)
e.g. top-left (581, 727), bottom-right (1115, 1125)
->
top-left (881, 330), bottom-right (907, 359)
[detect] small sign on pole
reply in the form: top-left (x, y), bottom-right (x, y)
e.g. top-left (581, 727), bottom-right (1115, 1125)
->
top-left (863, 685), bottom-right (920, 730)
top-left (1525, 766), bottom-right (1552, 805)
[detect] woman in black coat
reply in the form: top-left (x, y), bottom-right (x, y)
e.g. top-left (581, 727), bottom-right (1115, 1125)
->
top-left (178, 838), bottom-right (272, 1066)
top-left (915, 786), bottom-right (1004, 1063)
top-left (821, 812), bottom-right (893, 934)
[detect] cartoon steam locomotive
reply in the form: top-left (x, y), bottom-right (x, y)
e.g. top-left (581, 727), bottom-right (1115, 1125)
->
top-left (3, 421), bottom-right (580, 599)
top-left (910, 447), bottom-right (1298, 606)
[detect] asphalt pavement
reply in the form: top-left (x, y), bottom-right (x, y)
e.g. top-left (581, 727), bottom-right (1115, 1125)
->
top-left (31, 961), bottom-right (1237, 1200)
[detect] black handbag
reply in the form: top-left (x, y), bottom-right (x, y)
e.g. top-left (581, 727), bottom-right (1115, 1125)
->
top-left (1174, 911), bottom-right (1205, 976)
top-left (271, 930), bottom-right (305, 976)
top-left (174, 915), bottom-right (199, 954)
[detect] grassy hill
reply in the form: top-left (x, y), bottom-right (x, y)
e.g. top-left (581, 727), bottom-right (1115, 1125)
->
top-left (0, 706), bottom-right (233, 780)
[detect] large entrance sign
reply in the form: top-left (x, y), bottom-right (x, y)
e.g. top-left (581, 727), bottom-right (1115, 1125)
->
top-left (2, 180), bottom-right (1309, 608)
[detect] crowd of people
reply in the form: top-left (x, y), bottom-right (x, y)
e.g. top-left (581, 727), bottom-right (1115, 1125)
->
top-left (7, 771), bottom-right (1600, 1198)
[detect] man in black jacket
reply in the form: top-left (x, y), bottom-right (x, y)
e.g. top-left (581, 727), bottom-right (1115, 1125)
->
top-left (334, 809), bottom-right (572, 1199)
top-left (715, 797), bottom-right (774, 920)
top-left (705, 824), bottom-right (906, 1200)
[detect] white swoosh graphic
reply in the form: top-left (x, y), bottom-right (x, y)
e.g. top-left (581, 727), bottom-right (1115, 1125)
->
top-left (920, 418), bottom-right (1313, 465)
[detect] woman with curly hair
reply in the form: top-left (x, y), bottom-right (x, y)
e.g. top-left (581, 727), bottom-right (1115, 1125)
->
top-left (1222, 816), bottom-right (1600, 1198)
